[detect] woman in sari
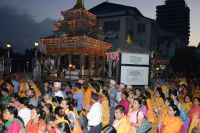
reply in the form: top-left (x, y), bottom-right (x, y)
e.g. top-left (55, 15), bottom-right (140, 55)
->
top-left (160, 104), bottom-right (184, 133)
top-left (3, 106), bottom-right (25, 133)
top-left (127, 98), bottom-right (145, 129)
top-left (101, 89), bottom-right (110, 127)
top-left (118, 91), bottom-right (130, 115)
top-left (60, 98), bottom-right (82, 133)
top-left (54, 106), bottom-right (71, 132)
top-left (188, 97), bottom-right (200, 133)
top-left (26, 106), bottom-right (46, 133)
top-left (152, 87), bottom-right (165, 133)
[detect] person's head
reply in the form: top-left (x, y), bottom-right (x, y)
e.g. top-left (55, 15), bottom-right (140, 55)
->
top-left (184, 95), bottom-right (191, 103)
top-left (3, 106), bottom-right (18, 121)
top-left (0, 87), bottom-right (9, 97)
top-left (91, 92), bottom-right (99, 103)
top-left (28, 80), bottom-right (35, 87)
top-left (135, 88), bottom-right (141, 96)
top-left (52, 97), bottom-right (63, 107)
top-left (74, 82), bottom-right (82, 91)
top-left (121, 91), bottom-right (128, 100)
top-left (193, 97), bottom-right (200, 106)
top-left (55, 122), bottom-right (71, 133)
top-left (118, 84), bottom-right (124, 92)
top-left (31, 107), bottom-right (46, 121)
top-left (101, 125), bottom-right (117, 133)
top-left (114, 105), bottom-right (125, 120)
top-left (168, 104), bottom-right (180, 117)
top-left (170, 90), bottom-right (178, 100)
top-left (165, 98), bottom-right (174, 106)
top-left (18, 97), bottom-right (30, 108)
top-left (54, 81), bottom-right (61, 92)
top-left (46, 115), bottom-right (56, 131)
top-left (145, 91), bottom-right (151, 99)
top-left (43, 80), bottom-right (49, 88)
top-left (109, 80), bottom-right (116, 89)
top-left (91, 82), bottom-right (101, 93)
top-left (60, 98), bottom-right (77, 111)
top-left (26, 88), bottom-right (35, 98)
top-left (44, 103), bottom-right (53, 114)
top-left (10, 93), bottom-right (19, 103)
top-left (133, 98), bottom-right (142, 110)
top-left (54, 106), bottom-right (65, 119)
top-left (128, 91), bottom-right (134, 99)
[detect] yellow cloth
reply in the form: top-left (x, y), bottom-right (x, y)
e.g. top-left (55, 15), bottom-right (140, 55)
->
top-left (161, 115), bottom-right (183, 133)
top-left (147, 99), bottom-right (155, 123)
top-left (113, 116), bottom-right (136, 133)
top-left (101, 97), bottom-right (110, 127)
top-left (18, 82), bottom-right (28, 97)
top-left (153, 97), bottom-right (164, 111)
top-left (32, 85), bottom-right (41, 100)
top-left (179, 80), bottom-right (188, 87)
top-left (189, 113), bottom-right (199, 133)
top-left (161, 85), bottom-right (168, 97)
top-left (182, 102), bottom-right (192, 112)
top-left (81, 86), bottom-right (92, 116)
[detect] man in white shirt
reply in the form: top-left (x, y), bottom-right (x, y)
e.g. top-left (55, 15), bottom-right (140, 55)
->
top-left (52, 81), bottom-right (65, 98)
top-left (87, 92), bottom-right (102, 133)
top-left (18, 97), bottom-right (31, 126)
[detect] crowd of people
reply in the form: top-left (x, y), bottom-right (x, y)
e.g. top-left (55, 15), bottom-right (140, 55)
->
top-left (0, 73), bottom-right (199, 133)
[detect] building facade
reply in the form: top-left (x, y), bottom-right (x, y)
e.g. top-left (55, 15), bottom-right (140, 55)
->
top-left (156, 0), bottom-right (190, 47)
top-left (89, 2), bottom-right (158, 52)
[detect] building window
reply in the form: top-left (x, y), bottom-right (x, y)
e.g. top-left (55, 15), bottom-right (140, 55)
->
top-left (103, 20), bottom-right (120, 39)
top-left (137, 23), bottom-right (146, 33)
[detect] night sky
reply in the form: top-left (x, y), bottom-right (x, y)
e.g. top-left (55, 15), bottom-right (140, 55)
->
top-left (0, 0), bottom-right (199, 53)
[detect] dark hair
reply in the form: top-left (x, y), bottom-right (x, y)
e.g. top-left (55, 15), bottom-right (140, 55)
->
top-left (115, 105), bottom-right (125, 114)
top-left (54, 106), bottom-right (70, 124)
top-left (43, 80), bottom-right (49, 84)
top-left (0, 123), bottom-right (6, 133)
top-left (63, 98), bottom-right (77, 111)
top-left (184, 95), bottom-right (191, 102)
top-left (75, 82), bottom-right (82, 89)
top-left (102, 90), bottom-right (110, 107)
top-left (46, 115), bottom-right (56, 123)
top-left (18, 97), bottom-right (30, 107)
top-left (102, 125), bottom-right (117, 133)
top-left (1, 87), bottom-right (9, 94)
top-left (10, 93), bottom-right (19, 100)
top-left (91, 92), bottom-right (99, 102)
top-left (33, 106), bottom-right (46, 120)
top-left (91, 82), bottom-right (100, 93)
top-left (122, 91), bottom-right (128, 98)
top-left (145, 91), bottom-right (151, 99)
top-left (52, 96), bottom-right (63, 104)
top-left (156, 87), bottom-right (165, 101)
top-left (134, 98), bottom-right (142, 107)
top-left (56, 122), bottom-right (71, 133)
top-left (5, 106), bottom-right (24, 127)
top-left (45, 103), bottom-right (53, 114)
top-left (165, 97), bottom-right (174, 105)
top-left (193, 97), bottom-right (200, 103)
top-left (169, 104), bottom-right (180, 116)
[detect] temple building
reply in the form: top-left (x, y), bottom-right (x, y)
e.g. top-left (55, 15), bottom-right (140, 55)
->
top-left (38, 0), bottom-right (112, 78)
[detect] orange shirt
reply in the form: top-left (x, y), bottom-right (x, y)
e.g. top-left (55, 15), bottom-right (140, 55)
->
top-left (26, 120), bottom-right (46, 133)
top-left (147, 98), bottom-right (155, 123)
top-left (161, 115), bottom-right (183, 133)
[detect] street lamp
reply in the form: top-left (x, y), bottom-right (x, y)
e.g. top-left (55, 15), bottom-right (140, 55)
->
top-left (34, 42), bottom-right (39, 57)
top-left (69, 64), bottom-right (72, 81)
top-left (6, 43), bottom-right (11, 58)
top-left (27, 61), bottom-right (29, 72)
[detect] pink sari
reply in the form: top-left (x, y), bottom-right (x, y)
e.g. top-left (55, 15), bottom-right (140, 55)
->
top-left (119, 99), bottom-right (130, 115)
